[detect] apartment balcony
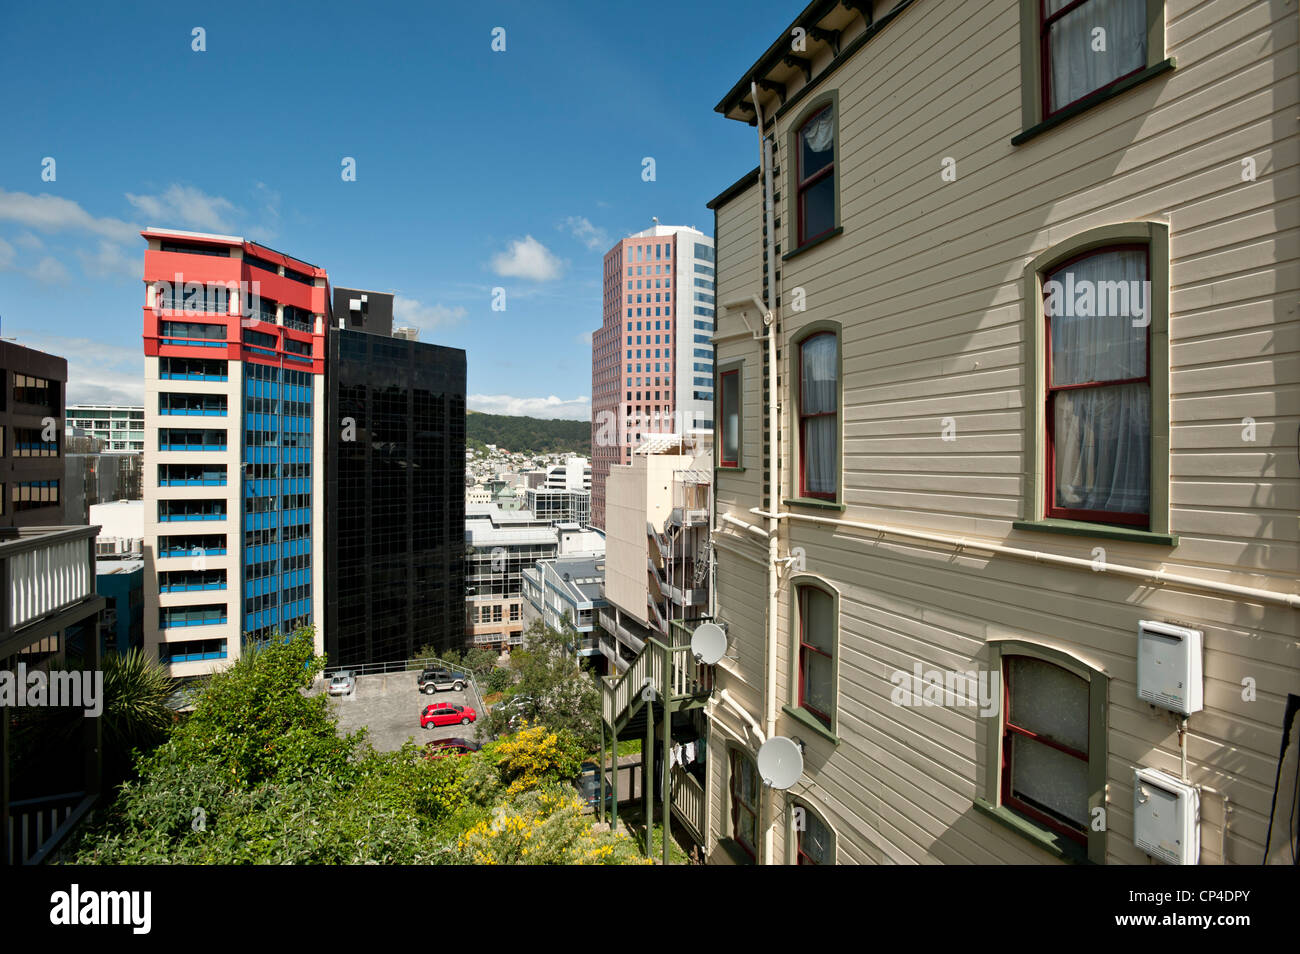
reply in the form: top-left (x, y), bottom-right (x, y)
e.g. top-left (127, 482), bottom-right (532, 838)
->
top-left (653, 568), bottom-right (706, 608)
top-left (0, 525), bottom-right (106, 866)
top-left (599, 605), bottom-right (649, 655)
top-left (668, 506), bottom-right (709, 529)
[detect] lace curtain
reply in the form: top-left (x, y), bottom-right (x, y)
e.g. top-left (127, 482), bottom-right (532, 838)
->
top-left (1047, 0), bottom-right (1146, 110)
top-left (801, 334), bottom-right (838, 496)
top-left (1048, 249), bottom-right (1150, 514)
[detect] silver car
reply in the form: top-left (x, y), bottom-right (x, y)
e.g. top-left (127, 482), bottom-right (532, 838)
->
top-left (327, 671), bottom-right (356, 696)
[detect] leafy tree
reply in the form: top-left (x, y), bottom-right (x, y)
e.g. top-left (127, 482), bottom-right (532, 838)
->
top-left (164, 627), bottom-right (357, 788)
top-left (71, 625), bottom-right (647, 865)
top-left (489, 621), bottom-right (601, 750)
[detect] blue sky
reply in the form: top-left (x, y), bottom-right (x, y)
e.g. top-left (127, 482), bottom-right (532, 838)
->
top-left (0, 0), bottom-right (790, 419)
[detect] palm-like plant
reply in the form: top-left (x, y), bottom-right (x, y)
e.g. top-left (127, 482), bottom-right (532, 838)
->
top-left (101, 648), bottom-right (175, 777)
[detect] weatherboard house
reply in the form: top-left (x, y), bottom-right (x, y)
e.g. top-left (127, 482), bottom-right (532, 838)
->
top-left (593, 0), bottom-right (1298, 865)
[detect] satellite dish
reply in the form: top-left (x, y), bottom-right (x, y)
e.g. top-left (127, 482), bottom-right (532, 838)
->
top-left (757, 736), bottom-right (803, 790)
top-left (690, 622), bottom-right (727, 664)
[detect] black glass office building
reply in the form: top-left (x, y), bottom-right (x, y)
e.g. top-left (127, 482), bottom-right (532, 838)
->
top-left (325, 291), bottom-right (466, 665)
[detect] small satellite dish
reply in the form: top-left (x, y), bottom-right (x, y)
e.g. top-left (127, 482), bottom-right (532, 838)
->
top-left (757, 736), bottom-right (803, 790)
top-left (690, 622), bottom-right (727, 664)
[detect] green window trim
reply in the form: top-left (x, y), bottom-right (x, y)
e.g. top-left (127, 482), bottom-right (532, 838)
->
top-left (1012, 518), bottom-right (1177, 547)
top-left (784, 90), bottom-right (841, 258)
top-left (786, 574), bottom-right (841, 741)
top-left (981, 639), bottom-right (1108, 865)
top-left (782, 703), bottom-right (840, 744)
top-left (1016, 0), bottom-right (1171, 142)
top-left (788, 319), bottom-right (845, 508)
top-left (783, 497), bottom-right (847, 512)
top-left (1012, 59), bottom-right (1176, 146)
top-left (782, 226), bottom-right (844, 262)
top-left (1021, 221), bottom-right (1171, 537)
top-left (973, 798), bottom-right (1092, 863)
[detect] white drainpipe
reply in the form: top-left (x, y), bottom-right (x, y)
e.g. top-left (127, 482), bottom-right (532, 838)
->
top-left (752, 80), bottom-right (783, 865)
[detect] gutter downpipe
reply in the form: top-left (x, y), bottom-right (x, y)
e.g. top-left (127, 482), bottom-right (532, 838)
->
top-left (753, 80), bottom-right (782, 866)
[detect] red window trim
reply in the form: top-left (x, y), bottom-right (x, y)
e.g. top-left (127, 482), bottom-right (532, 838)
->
top-left (796, 105), bottom-right (836, 247)
top-left (795, 804), bottom-right (827, 865)
top-left (797, 332), bottom-right (838, 500)
top-left (1000, 655), bottom-right (1089, 845)
top-left (1040, 0), bottom-right (1149, 120)
top-left (797, 585), bottom-right (834, 727)
top-left (719, 368), bottom-right (740, 467)
top-left (1043, 243), bottom-right (1151, 528)
top-left (729, 748), bottom-right (759, 859)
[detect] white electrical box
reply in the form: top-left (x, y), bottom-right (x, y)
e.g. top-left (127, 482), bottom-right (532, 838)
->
top-left (1137, 620), bottom-right (1203, 715)
top-left (1133, 767), bottom-right (1200, 865)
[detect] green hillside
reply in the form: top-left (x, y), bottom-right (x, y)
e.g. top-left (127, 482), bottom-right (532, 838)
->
top-left (466, 411), bottom-right (590, 456)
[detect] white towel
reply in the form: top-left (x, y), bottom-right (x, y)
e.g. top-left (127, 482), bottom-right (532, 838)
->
top-left (684, 741), bottom-right (696, 764)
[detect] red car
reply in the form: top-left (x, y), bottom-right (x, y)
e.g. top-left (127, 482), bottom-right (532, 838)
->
top-left (424, 737), bottom-right (481, 760)
top-left (420, 702), bottom-right (476, 728)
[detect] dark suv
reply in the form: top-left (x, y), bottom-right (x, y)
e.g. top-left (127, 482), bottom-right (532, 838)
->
top-left (418, 668), bottom-right (468, 694)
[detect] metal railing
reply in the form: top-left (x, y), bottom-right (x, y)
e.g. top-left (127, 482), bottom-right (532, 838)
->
top-left (323, 654), bottom-right (470, 679)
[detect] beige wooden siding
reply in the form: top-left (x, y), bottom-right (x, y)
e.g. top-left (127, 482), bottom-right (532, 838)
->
top-left (704, 0), bottom-right (1298, 865)
top-left (770, 0), bottom-right (1297, 592)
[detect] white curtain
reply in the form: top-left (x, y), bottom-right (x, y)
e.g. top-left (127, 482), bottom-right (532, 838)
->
top-left (1047, 0), bottom-right (1146, 110)
top-left (1048, 249), bottom-right (1149, 515)
top-left (802, 108), bottom-right (834, 154)
top-left (801, 334), bottom-right (838, 496)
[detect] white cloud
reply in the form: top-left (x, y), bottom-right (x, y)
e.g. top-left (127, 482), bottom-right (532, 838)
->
top-left (14, 232), bottom-right (44, 250)
top-left (0, 238), bottom-right (74, 283)
top-left (392, 296), bottom-right (467, 335)
top-left (245, 181), bottom-right (281, 244)
top-left (490, 235), bottom-right (564, 281)
top-left (125, 185), bottom-right (238, 234)
top-left (561, 216), bottom-right (609, 252)
top-left (468, 393), bottom-right (590, 420)
top-left (77, 240), bottom-right (139, 279)
top-left (0, 189), bottom-right (138, 243)
top-left (30, 256), bottom-right (71, 284)
top-left (8, 329), bottom-right (143, 406)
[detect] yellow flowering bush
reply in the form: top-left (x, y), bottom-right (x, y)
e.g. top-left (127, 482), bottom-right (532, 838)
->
top-left (457, 786), bottom-right (650, 865)
top-left (490, 723), bottom-right (588, 796)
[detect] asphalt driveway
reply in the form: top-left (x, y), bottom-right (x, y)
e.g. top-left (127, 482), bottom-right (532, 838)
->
top-left (325, 669), bottom-right (486, 753)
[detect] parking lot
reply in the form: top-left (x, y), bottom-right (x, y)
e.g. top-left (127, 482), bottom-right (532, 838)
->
top-left (324, 669), bottom-right (488, 753)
